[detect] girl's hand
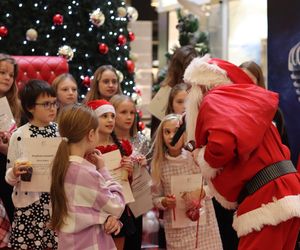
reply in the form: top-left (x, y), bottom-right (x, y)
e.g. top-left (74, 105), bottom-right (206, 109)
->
top-left (161, 194), bottom-right (176, 209)
top-left (13, 163), bottom-right (28, 177)
top-left (0, 132), bottom-right (9, 155)
top-left (104, 216), bottom-right (122, 235)
top-left (136, 155), bottom-right (147, 167)
top-left (181, 188), bottom-right (206, 208)
top-left (85, 149), bottom-right (105, 170)
top-left (191, 148), bottom-right (200, 167)
top-left (120, 156), bottom-right (133, 178)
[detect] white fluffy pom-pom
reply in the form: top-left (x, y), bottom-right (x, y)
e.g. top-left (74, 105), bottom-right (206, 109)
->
top-left (184, 55), bottom-right (231, 87)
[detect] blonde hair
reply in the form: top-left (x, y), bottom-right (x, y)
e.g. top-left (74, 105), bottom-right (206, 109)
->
top-left (50, 104), bottom-right (99, 230)
top-left (84, 65), bottom-right (122, 103)
top-left (51, 73), bottom-right (78, 93)
top-left (151, 114), bottom-right (181, 185)
top-left (110, 94), bottom-right (137, 137)
top-left (0, 54), bottom-right (21, 125)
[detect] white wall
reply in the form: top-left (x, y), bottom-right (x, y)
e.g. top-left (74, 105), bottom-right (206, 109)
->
top-left (228, 0), bottom-right (267, 65)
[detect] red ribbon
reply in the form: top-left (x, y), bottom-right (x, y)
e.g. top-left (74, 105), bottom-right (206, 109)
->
top-left (195, 177), bottom-right (204, 249)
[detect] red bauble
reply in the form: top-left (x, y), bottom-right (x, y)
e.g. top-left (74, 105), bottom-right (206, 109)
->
top-left (128, 31), bottom-right (135, 42)
top-left (82, 76), bottom-right (91, 87)
top-left (137, 109), bottom-right (143, 119)
top-left (53, 14), bottom-right (63, 25)
top-left (138, 121), bottom-right (145, 131)
top-left (117, 34), bottom-right (127, 45)
top-left (135, 88), bottom-right (142, 96)
top-left (0, 26), bottom-right (8, 37)
top-left (126, 60), bottom-right (135, 73)
top-left (98, 43), bottom-right (109, 54)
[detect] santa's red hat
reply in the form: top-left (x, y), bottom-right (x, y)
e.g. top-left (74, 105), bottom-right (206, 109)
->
top-left (183, 55), bottom-right (253, 141)
top-left (86, 99), bottom-right (115, 117)
top-left (183, 55), bottom-right (253, 86)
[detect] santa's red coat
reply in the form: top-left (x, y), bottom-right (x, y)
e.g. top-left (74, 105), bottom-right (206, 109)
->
top-left (195, 83), bottom-right (300, 237)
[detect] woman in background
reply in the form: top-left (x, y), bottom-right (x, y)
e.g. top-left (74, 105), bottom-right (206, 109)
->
top-left (239, 60), bottom-right (289, 147)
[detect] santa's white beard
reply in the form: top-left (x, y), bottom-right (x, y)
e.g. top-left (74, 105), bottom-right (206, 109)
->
top-left (185, 85), bottom-right (203, 142)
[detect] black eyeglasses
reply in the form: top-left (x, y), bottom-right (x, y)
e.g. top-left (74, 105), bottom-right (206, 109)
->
top-left (35, 101), bottom-right (59, 109)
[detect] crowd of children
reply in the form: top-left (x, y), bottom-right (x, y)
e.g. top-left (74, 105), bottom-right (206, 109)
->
top-left (0, 49), bottom-right (299, 250)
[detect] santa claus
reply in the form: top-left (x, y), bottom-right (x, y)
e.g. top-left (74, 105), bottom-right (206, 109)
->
top-left (184, 55), bottom-right (300, 249)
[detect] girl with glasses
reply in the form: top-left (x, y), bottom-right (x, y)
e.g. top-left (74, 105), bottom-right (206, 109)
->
top-left (5, 79), bottom-right (58, 249)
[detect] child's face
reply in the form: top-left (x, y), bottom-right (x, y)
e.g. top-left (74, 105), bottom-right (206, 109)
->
top-left (0, 61), bottom-right (14, 97)
top-left (172, 90), bottom-right (187, 115)
top-left (97, 70), bottom-right (119, 100)
top-left (98, 112), bottom-right (115, 135)
top-left (29, 94), bottom-right (57, 127)
top-left (163, 119), bottom-right (184, 151)
top-left (57, 79), bottom-right (78, 106)
top-left (115, 100), bottom-right (135, 132)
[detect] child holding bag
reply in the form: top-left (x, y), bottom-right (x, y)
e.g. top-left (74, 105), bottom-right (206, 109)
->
top-left (151, 114), bottom-right (222, 250)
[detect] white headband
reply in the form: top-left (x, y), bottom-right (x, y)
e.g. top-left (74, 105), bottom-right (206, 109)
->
top-left (94, 104), bottom-right (115, 117)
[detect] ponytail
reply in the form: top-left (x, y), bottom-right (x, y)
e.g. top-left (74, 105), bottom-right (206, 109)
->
top-left (50, 140), bottom-right (70, 230)
top-left (111, 131), bottom-right (126, 156)
top-left (50, 104), bottom-right (99, 230)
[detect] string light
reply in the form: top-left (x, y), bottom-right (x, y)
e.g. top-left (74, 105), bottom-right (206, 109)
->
top-left (2, 1), bottom-right (136, 98)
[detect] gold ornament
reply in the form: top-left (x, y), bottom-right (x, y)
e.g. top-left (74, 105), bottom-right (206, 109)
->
top-left (130, 52), bottom-right (138, 62)
top-left (127, 6), bottom-right (138, 22)
top-left (116, 70), bottom-right (124, 83)
top-left (117, 7), bottom-right (127, 17)
top-left (58, 45), bottom-right (74, 61)
top-left (90, 8), bottom-right (105, 27)
top-left (26, 28), bottom-right (38, 41)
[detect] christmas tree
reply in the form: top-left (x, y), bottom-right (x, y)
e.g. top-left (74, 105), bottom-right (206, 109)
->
top-left (0, 0), bottom-right (138, 99)
top-left (153, 9), bottom-right (209, 93)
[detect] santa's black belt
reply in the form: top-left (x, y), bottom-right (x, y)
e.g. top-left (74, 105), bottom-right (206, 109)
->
top-left (237, 160), bottom-right (296, 204)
